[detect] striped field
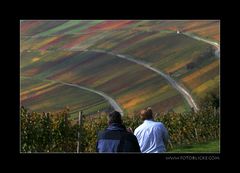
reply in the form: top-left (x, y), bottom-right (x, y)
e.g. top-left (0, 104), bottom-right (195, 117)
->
top-left (20, 20), bottom-right (220, 119)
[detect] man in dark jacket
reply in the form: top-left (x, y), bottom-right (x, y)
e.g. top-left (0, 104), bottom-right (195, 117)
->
top-left (96, 111), bottom-right (141, 153)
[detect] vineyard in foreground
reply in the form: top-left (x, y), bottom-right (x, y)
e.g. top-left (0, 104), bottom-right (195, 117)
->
top-left (20, 102), bottom-right (219, 153)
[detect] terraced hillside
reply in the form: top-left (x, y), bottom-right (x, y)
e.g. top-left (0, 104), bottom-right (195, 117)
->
top-left (20, 20), bottom-right (220, 118)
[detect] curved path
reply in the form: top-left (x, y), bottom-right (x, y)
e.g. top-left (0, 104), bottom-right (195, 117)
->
top-left (182, 32), bottom-right (220, 58)
top-left (21, 27), bottom-right (220, 114)
top-left (83, 49), bottom-right (199, 112)
top-left (21, 76), bottom-right (124, 115)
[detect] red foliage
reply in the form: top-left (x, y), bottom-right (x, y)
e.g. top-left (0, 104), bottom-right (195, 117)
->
top-left (20, 21), bottom-right (43, 34)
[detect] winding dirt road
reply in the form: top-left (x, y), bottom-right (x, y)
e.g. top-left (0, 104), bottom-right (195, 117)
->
top-left (84, 49), bottom-right (199, 112)
top-left (21, 76), bottom-right (124, 115)
top-left (21, 27), bottom-right (220, 114)
top-left (182, 32), bottom-right (220, 58)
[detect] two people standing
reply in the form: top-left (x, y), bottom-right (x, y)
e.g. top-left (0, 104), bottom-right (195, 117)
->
top-left (96, 107), bottom-right (169, 153)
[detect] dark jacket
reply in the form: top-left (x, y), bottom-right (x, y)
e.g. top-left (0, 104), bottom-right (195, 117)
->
top-left (96, 123), bottom-right (141, 153)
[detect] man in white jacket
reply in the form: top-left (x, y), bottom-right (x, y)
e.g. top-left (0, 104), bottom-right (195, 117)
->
top-left (134, 107), bottom-right (169, 153)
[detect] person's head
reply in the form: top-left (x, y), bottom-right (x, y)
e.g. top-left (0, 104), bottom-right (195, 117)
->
top-left (108, 111), bottom-right (122, 125)
top-left (140, 107), bottom-right (153, 121)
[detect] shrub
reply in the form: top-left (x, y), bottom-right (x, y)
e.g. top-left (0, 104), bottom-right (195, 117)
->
top-left (20, 105), bottom-right (220, 152)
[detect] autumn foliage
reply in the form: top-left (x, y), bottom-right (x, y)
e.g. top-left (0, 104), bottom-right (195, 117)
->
top-left (20, 103), bottom-right (219, 153)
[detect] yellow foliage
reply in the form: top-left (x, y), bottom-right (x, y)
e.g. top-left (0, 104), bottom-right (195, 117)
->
top-left (20, 82), bottom-right (57, 100)
top-left (123, 97), bottom-right (145, 109)
top-left (182, 61), bottom-right (219, 84)
top-left (192, 75), bottom-right (219, 96)
top-left (31, 36), bottom-right (59, 50)
top-left (119, 85), bottom-right (170, 110)
top-left (165, 59), bottom-right (193, 73)
top-left (32, 57), bottom-right (40, 62)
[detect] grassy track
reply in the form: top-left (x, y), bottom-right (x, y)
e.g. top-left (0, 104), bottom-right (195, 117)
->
top-left (168, 140), bottom-right (220, 153)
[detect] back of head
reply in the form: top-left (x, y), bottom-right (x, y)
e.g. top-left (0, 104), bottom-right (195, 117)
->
top-left (140, 107), bottom-right (153, 121)
top-left (108, 111), bottom-right (122, 125)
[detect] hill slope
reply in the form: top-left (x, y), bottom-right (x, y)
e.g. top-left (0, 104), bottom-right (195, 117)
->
top-left (20, 20), bottom-right (220, 118)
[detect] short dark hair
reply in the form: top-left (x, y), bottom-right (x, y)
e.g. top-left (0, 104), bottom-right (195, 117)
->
top-left (140, 107), bottom-right (153, 120)
top-left (108, 111), bottom-right (122, 124)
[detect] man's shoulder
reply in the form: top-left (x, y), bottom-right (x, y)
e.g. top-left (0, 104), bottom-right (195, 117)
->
top-left (152, 121), bottom-right (165, 128)
top-left (153, 121), bottom-right (163, 125)
top-left (134, 123), bottom-right (145, 134)
top-left (123, 131), bottom-right (138, 141)
top-left (97, 128), bottom-right (110, 137)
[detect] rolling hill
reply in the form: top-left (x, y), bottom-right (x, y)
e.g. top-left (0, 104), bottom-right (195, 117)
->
top-left (20, 20), bottom-right (220, 119)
